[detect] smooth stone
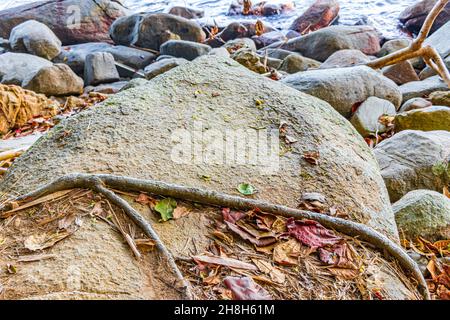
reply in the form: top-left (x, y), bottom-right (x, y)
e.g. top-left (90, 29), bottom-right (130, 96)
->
top-left (350, 97), bottom-right (397, 137)
top-left (399, 97), bottom-right (432, 112)
top-left (281, 66), bottom-right (402, 117)
top-left (382, 61), bottom-right (419, 85)
top-left (424, 21), bottom-right (450, 58)
top-left (207, 21), bottom-right (275, 47)
top-left (0, 52), bottom-right (52, 85)
top-left (9, 20), bottom-right (61, 60)
top-left (262, 48), bottom-right (299, 60)
top-left (377, 38), bottom-right (411, 57)
top-left (374, 130), bottom-right (450, 202)
top-left (252, 30), bottom-right (299, 48)
top-left (429, 91), bottom-right (450, 106)
top-left (231, 49), bottom-right (267, 74)
top-left (144, 58), bottom-right (188, 80)
top-left (22, 64), bottom-right (83, 96)
top-left (160, 40), bottom-right (211, 61)
top-left (279, 54), bottom-right (321, 73)
top-left (319, 49), bottom-right (370, 69)
top-left (395, 106), bottom-right (450, 132)
top-left (394, 190), bottom-right (450, 242)
top-left (399, 76), bottom-right (449, 103)
top-left (84, 52), bottom-right (120, 86)
top-left (277, 25), bottom-right (381, 62)
top-left (167, 6), bottom-right (204, 19)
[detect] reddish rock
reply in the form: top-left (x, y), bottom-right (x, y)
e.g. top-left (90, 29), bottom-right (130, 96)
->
top-left (399, 0), bottom-right (450, 35)
top-left (382, 61), bottom-right (420, 85)
top-left (0, 0), bottom-right (128, 45)
top-left (289, 0), bottom-right (340, 34)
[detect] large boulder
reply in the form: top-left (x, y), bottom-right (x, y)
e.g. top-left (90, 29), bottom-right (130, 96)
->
top-left (394, 190), bottom-right (450, 242)
top-left (281, 66), bottom-right (402, 117)
top-left (277, 26), bottom-right (381, 62)
top-left (424, 21), bottom-right (450, 59)
top-left (22, 64), bottom-right (84, 96)
top-left (0, 56), bottom-right (399, 241)
top-left (319, 49), bottom-right (370, 69)
top-left (0, 0), bottom-right (128, 45)
top-left (110, 13), bottom-right (206, 51)
top-left (0, 52), bottom-right (52, 85)
top-left (0, 56), bottom-right (421, 300)
top-left (54, 42), bottom-right (156, 76)
top-left (289, 0), bottom-right (340, 34)
top-left (9, 20), bottom-right (61, 60)
top-left (374, 130), bottom-right (450, 202)
top-left (395, 106), bottom-right (450, 132)
top-left (399, 0), bottom-right (450, 35)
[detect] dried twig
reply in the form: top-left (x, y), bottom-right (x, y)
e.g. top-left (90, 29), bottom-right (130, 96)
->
top-left (367, 0), bottom-right (450, 87)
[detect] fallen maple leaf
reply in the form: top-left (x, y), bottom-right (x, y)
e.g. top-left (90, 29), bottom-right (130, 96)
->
top-left (222, 208), bottom-right (247, 224)
top-left (224, 276), bottom-right (272, 300)
top-left (273, 238), bottom-right (302, 266)
top-left (286, 218), bottom-right (342, 248)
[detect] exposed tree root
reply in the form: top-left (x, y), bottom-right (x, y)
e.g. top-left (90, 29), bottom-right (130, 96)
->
top-left (0, 173), bottom-right (430, 300)
top-left (367, 0), bottom-right (450, 87)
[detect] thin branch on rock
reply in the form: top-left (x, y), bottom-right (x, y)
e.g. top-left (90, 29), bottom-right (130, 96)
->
top-left (0, 173), bottom-right (430, 300)
top-left (367, 0), bottom-right (450, 87)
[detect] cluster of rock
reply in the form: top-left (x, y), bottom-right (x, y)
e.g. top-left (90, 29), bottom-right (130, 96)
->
top-left (0, 0), bottom-right (449, 297)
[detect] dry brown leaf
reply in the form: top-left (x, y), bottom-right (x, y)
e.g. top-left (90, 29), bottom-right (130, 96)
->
top-left (273, 238), bottom-right (302, 266)
top-left (24, 231), bottom-right (71, 251)
top-left (135, 239), bottom-right (156, 253)
top-left (212, 230), bottom-right (234, 245)
top-left (303, 151), bottom-right (320, 165)
top-left (193, 254), bottom-right (258, 271)
top-left (251, 258), bottom-right (286, 284)
top-left (328, 267), bottom-right (360, 280)
top-left (173, 206), bottom-right (190, 220)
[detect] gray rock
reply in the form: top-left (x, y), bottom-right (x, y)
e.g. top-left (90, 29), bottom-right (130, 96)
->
top-left (84, 52), bottom-right (120, 86)
top-left (374, 130), bottom-right (450, 202)
top-left (252, 30), bottom-right (299, 48)
top-left (281, 66), bottom-right (402, 117)
top-left (319, 49), bottom-right (370, 69)
top-left (22, 63), bottom-right (83, 96)
top-left (350, 97), bottom-right (397, 137)
top-left (399, 97), bottom-right (432, 112)
top-left (279, 54), bottom-right (321, 73)
top-left (377, 38), bottom-right (411, 57)
top-left (399, 76), bottom-right (449, 103)
top-left (207, 21), bottom-right (275, 47)
top-left (9, 20), bottom-right (61, 60)
top-left (399, 0), bottom-right (450, 35)
top-left (261, 56), bottom-right (283, 70)
top-left (394, 190), bottom-right (450, 242)
top-left (419, 55), bottom-right (450, 80)
top-left (84, 81), bottom-right (129, 94)
top-left (144, 58), bottom-right (188, 80)
top-left (382, 61), bottom-right (419, 85)
top-left (423, 20), bottom-right (450, 58)
top-left (53, 42), bottom-right (156, 76)
top-left (277, 25), bottom-right (381, 62)
top-left (160, 40), bottom-right (211, 61)
top-left (231, 49), bottom-right (267, 74)
top-left (119, 78), bottom-right (150, 92)
top-left (263, 48), bottom-right (298, 60)
top-left (168, 6), bottom-right (204, 19)
top-left (111, 13), bottom-right (206, 51)
top-left (0, 52), bottom-right (52, 85)
top-left (223, 38), bottom-right (257, 54)
top-left (208, 47), bottom-right (230, 57)
top-left (395, 106), bottom-right (450, 132)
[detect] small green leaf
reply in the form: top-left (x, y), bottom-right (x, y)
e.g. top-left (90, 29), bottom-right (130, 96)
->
top-left (154, 198), bottom-right (177, 221)
top-left (237, 183), bottom-right (256, 196)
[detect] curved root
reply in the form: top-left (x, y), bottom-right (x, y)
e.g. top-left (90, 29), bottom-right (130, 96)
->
top-left (0, 173), bottom-right (430, 300)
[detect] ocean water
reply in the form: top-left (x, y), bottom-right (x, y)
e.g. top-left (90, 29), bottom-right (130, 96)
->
top-left (0, 0), bottom-right (417, 38)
